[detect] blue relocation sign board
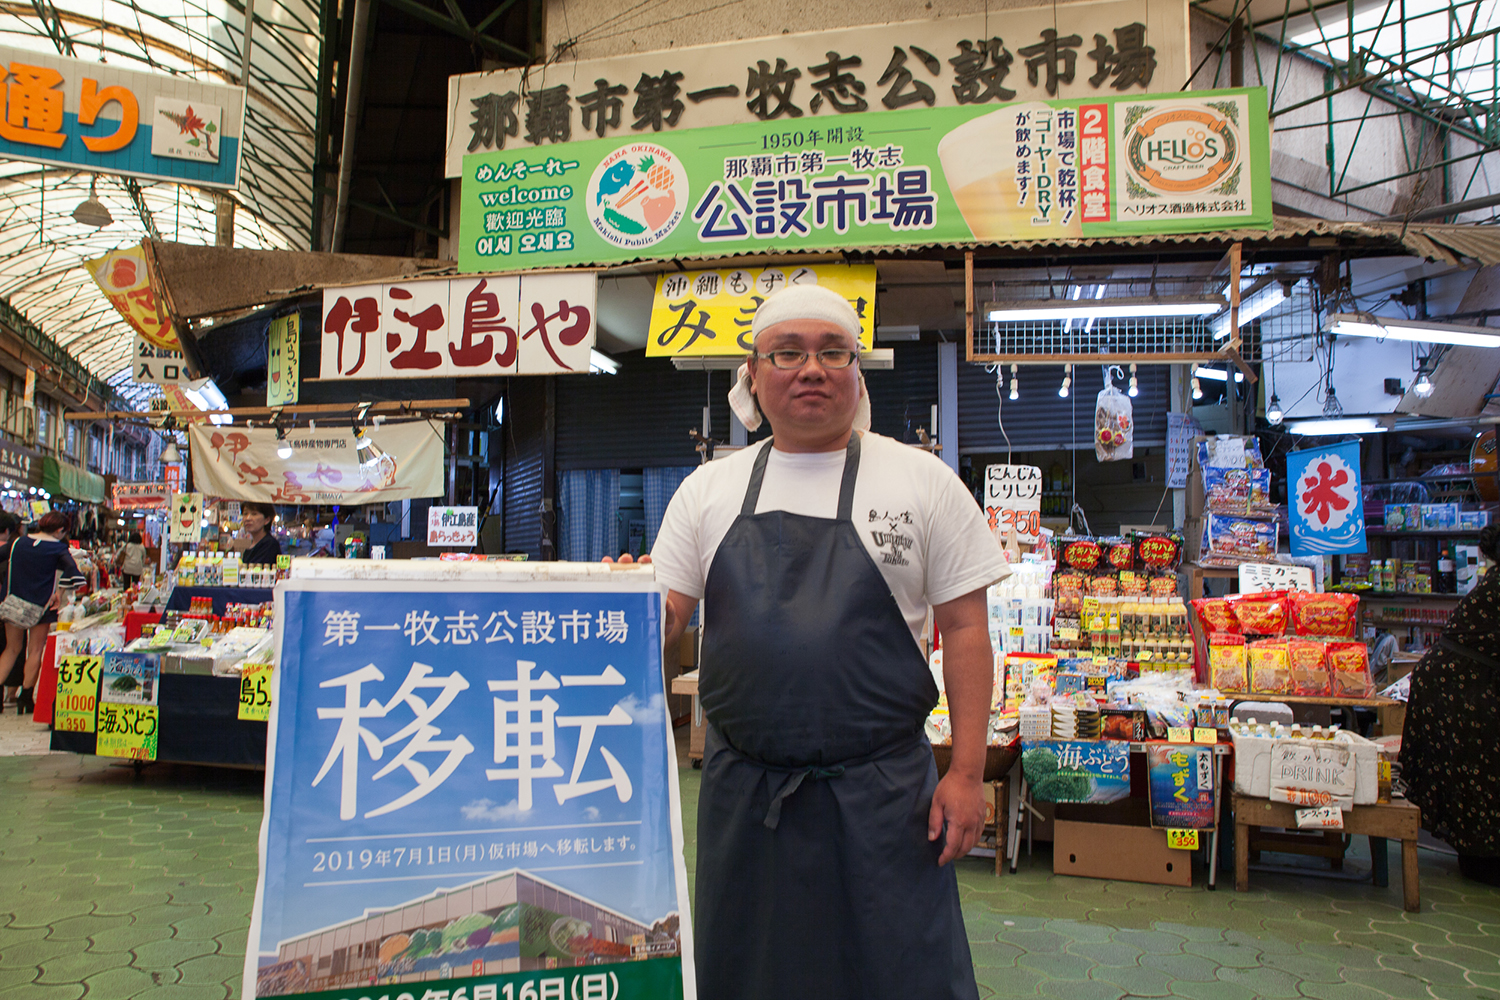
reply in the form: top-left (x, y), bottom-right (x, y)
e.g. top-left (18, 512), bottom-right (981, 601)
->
top-left (245, 571), bottom-right (694, 1000)
top-left (0, 44), bottom-right (244, 187)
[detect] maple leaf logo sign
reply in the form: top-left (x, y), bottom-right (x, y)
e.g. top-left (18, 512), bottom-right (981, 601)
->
top-left (1299, 456), bottom-right (1354, 528)
top-left (157, 105), bottom-right (217, 149)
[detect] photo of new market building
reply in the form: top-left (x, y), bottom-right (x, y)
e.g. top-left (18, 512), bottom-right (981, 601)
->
top-left (257, 870), bottom-right (680, 997)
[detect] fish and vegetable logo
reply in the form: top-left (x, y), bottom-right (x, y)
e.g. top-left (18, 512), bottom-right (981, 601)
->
top-left (587, 142), bottom-right (687, 249)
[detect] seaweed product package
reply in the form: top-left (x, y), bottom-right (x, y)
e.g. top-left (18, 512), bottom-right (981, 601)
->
top-left (1326, 641), bottom-right (1374, 698)
top-left (1227, 590), bottom-right (1289, 635)
top-left (1208, 633), bottom-right (1248, 692)
top-left (1287, 639), bottom-right (1331, 696)
top-left (1248, 639), bottom-right (1291, 694)
top-left (1289, 591), bottom-right (1359, 638)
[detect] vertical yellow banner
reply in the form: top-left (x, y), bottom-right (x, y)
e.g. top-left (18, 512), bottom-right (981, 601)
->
top-left (266, 313), bottom-right (300, 406)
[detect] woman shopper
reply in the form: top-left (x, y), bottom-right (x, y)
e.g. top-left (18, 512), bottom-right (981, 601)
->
top-left (116, 530), bottom-right (147, 585)
top-left (0, 512), bottom-right (85, 715)
top-left (240, 503), bottom-right (282, 565)
top-left (0, 512), bottom-right (24, 704)
top-left (1401, 524), bottom-right (1500, 885)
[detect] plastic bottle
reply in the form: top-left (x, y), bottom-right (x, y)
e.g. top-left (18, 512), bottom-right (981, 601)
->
top-left (1439, 542), bottom-right (1457, 594)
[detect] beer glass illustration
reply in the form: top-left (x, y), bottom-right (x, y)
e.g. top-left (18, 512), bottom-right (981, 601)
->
top-left (938, 103), bottom-right (1084, 240)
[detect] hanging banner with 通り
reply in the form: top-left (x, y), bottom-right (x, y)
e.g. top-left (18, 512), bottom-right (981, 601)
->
top-left (0, 44), bottom-right (243, 186)
top-left (984, 464), bottom-right (1043, 545)
top-left (445, 0), bottom-right (1191, 173)
top-left (1287, 439), bottom-right (1366, 557)
top-left (188, 420), bottom-right (445, 505)
top-left (457, 87), bottom-right (1271, 274)
top-left (320, 272), bottom-right (596, 379)
top-left (244, 567), bottom-right (694, 1000)
top-left (86, 245), bottom-right (181, 351)
top-left (646, 264), bottom-right (875, 357)
top-left (266, 313), bottom-right (300, 406)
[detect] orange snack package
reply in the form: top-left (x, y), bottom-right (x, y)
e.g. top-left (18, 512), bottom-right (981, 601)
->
top-left (1290, 591), bottom-right (1359, 638)
top-left (1209, 633), bottom-right (1247, 692)
top-left (1326, 641), bottom-right (1374, 698)
top-left (1248, 639), bottom-right (1291, 694)
top-left (1191, 597), bottom-right (1241, 634)
top-left (1227, 590), bottom-right (1289, 635)
top-left (1287, 639), bottom-right (1330, 696)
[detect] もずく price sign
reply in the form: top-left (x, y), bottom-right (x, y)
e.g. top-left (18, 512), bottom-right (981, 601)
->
top-left (245, 568), bottom-right (693, 1000)
top-left (984, 464), bottom-right (1043, 545)
top-left (54, 654), bottom-right (101, 732)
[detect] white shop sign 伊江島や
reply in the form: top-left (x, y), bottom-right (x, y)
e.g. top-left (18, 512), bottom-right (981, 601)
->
top-left (428, 506), bottom-right (479, 547)
top-left (444, 0), bottom-right (1189, 175)
top-left (320, 273), bottom-right (597, 379)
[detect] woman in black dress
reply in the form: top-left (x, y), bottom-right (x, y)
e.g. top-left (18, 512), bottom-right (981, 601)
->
top-left (1401, 524), bottom-right (1500, 885)
top-left (0, 511), bottom-right (24, 704)
top-left (0, 512), bottom-right (85, 715)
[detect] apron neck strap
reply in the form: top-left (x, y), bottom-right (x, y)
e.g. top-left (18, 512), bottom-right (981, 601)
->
top-left (740, 433), bottom-right (862, 521)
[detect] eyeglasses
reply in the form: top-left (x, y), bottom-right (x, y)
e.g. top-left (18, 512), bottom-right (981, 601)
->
top-left (753, 348), bottom-right (859, 370)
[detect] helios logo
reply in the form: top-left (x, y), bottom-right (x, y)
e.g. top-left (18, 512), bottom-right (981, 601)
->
top-left (1124, 106), bottom-right (1238, 194)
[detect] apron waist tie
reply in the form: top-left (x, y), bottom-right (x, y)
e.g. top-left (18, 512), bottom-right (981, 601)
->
top-left (764, 766), bottom-right (846, 830)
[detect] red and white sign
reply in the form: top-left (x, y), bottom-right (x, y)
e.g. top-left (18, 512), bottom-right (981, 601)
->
top-left (1079, 103), bottom-right (1110, 222)
top-left (320, 272), bottom-right (597, 379)
top-left (427, 506), bottom-right (479, 547)
top-left (112, 482), bottom-right (171, 510)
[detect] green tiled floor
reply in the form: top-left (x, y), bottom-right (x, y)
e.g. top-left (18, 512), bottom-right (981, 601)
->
top-left (2, 748), bottom-right (1499, 998)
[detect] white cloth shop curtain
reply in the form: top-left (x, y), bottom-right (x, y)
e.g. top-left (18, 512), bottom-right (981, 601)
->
top-left (643, 467), bottom-right (696, 553)
top-left (558, 469), bottom-right (620, 562)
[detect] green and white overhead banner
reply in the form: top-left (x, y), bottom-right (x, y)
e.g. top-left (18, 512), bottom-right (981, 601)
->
top-left (458, 87), bottom-right (1271, 273)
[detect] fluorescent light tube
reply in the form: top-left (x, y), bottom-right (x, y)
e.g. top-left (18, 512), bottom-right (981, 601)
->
top-left (1193, 367), bottom-right (1244, 383)
top-left (987, 298), bottom-right (1224, 322)
top-left (1287, 417), bottom-right (1387, 435)
top-left (590, 349), bottom-right (620, 374)
top-left (1325, 314), bottom-right (1500, 348)
top-left (1212, 282), bottom-right (1286, 340)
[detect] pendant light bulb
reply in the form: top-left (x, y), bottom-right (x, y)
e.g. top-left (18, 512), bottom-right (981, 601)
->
top-left (1266, 393), bottom-right (1284, 426)
top-left (1413, 372), bottom-right (1434, 398)
top-left (1127, 363), bottom-right (1139, 397)
top-left (1058, 364), bottom-right (1072, 398)
top-left (1192, 377), bottom-right (1203, 401)
top-left (276, 426), bottom-right (294, 459)
top-left (1008, 364), bottom-right (1019, 401)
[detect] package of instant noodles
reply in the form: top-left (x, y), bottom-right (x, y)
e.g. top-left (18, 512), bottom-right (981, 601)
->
top-left (1191, 597), bottom-right (1241, 634)
top-left (1227, 590), bottom-right (1289, 635)
top-left (1287, 639), bottom-right (1331, 696)
top-left (1326, 641), bottom-right (1374, 698)
top-left (1289, 591), bottom-right (1359, 639)
top-left (1209, 633), bottom-right (1247, 692)
top-left (1248, 640), bottom-right (1291, 694)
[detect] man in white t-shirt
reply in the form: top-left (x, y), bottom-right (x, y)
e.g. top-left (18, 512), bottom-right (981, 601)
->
top-left (648, 284), bottom-right (1006, 1000)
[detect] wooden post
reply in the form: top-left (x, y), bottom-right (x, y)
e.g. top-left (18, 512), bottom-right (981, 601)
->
top-left (965, 251), bottom-right (975, 362)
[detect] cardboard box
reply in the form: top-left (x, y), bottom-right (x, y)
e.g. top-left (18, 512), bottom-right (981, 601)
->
top-left (1053, 801), bottom-right (1192, 886)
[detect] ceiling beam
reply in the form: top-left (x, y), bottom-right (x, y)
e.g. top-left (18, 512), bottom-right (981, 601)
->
top-left (375, 0), bottom-right (529, 62)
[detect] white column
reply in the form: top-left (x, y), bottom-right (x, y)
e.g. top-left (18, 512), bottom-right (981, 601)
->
top-left (938, 341), bottom-right (960, 474)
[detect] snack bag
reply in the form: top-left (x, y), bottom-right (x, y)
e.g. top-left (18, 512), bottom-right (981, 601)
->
top-left (1191, 597), bottom-right (1242, 634)
top-left (1228, 590), bottom-right (1289, 635)
top-left (1206, 514), bottom-right (1279, 563)
top-left (1289, 591), bottom-right (1359, 639)
top-left (1204, 466), bottom-right (1251, 515)
top-left (1209, 633), bottom-right (1247, 692)
top-left (1287, 639), bottom-right (1331, 695)
top-left (1059, 537), bottom-right (1103, 572)
top-left (1326, 641), bottom-right (1374, 697)
top-left (1105, 537), bottom-right (1135, 573)
top-left (1095, 382), bottom-right (1134, 462)
top-left (1248, 640), bottom-right (1291, 694)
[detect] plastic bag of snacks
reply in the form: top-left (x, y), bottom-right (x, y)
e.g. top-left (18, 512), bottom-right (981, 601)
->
top-left (1191, 597), bottom-right (1242, 634)
top-left (1249, 639), bottom-right (1291, 694)
top-left (1227, 590), bottom-right (1290, 635)
top-left (1095, 382), bottom-right (1134, 462)
top-left (1205, 514), bottom-right (1279, 563)
top-left (1326, 641), bottom-right (1374, 697)
top-left (1287, 639), bottom-right (1331, 696)
top-left (1209, 633), bottom-right (1247, 692)
top-left (1289, 591), bottom-right (1359, 639)
top-left (1204, 466), bottom-right (1254, 515)
top-left (1135, 531), bottom-right (1183, 598)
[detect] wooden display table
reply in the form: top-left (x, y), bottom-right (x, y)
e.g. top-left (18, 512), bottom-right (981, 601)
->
top-left (1233, 792), bottom-right (1422, 911)
top-left (670, 668), bottom-right (703, 765)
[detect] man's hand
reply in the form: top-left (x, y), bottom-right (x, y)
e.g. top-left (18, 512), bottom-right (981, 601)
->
top-left (601, 554), bottom-right (651, 565)
top-left (929, 771), bottom-right (987, 865)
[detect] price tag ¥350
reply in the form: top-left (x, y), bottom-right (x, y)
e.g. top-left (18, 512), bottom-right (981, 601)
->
top-left (1166, 829), bottom-right (1200, 850)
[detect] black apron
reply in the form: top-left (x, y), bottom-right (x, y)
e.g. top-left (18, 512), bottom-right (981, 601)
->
top-left (695, 434), bottom-right (978, 1000)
